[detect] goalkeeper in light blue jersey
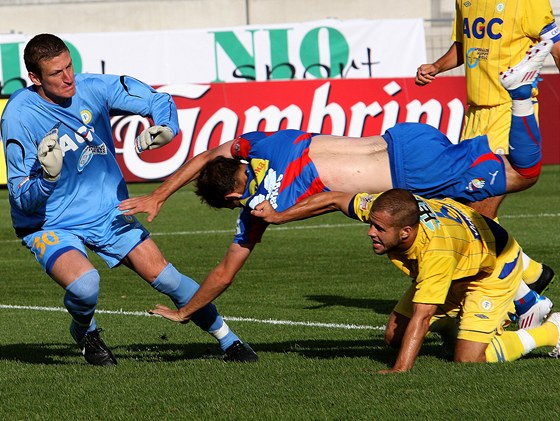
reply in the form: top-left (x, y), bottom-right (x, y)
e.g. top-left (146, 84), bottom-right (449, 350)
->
top-left (0, 33), bottom-right (257, 365)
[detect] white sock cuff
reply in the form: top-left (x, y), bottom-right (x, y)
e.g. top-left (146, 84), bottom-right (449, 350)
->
top-left (515, 280), bottom-right (531, 301)
top-left (210, 321), bottom-right (231, 340)
top-left (511, 99), bottom-right (534, 117)
top-left (521, 251), bottom-right (531, 271)
top-left (516, 329), bottom-right (537, 355)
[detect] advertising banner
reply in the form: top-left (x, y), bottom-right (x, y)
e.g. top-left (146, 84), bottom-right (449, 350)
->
top-left (0, 19), bottom-right (426, 94)
top-left (114, 77), bottom-right (465, 182)
top-left (1, 19), bottom-right (557, 187)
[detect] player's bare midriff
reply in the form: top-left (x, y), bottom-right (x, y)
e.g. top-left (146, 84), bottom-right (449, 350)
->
top-left (309, 135), bottom-right (393, 193)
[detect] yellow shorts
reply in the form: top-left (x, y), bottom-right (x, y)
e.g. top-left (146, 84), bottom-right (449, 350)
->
top-left (394, 238), bottom-right (523, 344)
top-left (462, 101), bottom-right (539, 155)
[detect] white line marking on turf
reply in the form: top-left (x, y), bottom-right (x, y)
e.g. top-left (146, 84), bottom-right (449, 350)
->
top-left (142, 213), bottom-right (560, 237)
top-left (0, 304), bottom-right (385, 331)
top-left (1, 212), bottom-right (559, 243)
top-left (0, 223), bottom-right (359, 243)
top-left (149, 222), bottom-right (363, 237)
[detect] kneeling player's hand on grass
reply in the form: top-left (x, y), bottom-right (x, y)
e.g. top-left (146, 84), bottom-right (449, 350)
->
top-left (38, 127), bottom-right (63, 182)
top-left (378, 368), bottom-right (407, 375)
top-left (148, 304), bottom-right (191, 324)
top-left (134, 125), bottom-right (174, 153)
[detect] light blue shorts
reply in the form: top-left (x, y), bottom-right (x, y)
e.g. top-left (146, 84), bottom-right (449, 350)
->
top-left (22, 206), bottom-right (149, 273)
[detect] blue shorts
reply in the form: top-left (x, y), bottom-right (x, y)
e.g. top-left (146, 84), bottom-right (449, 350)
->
top-left (22, 206), bottom-right (150, 273)
top-left (383, 123), bottom-right (507, 202)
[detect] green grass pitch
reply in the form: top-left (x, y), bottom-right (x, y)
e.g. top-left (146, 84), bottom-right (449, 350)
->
top-left (1, 165), bottom-right (559, 420)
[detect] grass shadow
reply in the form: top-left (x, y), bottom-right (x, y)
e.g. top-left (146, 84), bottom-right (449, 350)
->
top-left (0, 335), bottom-right (450, 366)
top-left (305, 294), bottom-right (397, 315)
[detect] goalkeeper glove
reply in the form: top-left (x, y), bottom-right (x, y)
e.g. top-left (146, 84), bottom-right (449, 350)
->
top-left (134, 125), bottom-right (174, 154)
top-left (38, 127), bottom-right (63, 182)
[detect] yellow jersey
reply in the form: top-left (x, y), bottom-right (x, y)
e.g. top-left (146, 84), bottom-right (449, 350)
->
top-left (452, 0), bottom-right (555, 106)
top-left (350, 193), bottom-right (510, 305)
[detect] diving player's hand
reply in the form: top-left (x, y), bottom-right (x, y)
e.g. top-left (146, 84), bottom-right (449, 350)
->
top-left (134, 125), bottom-right (174, 154)
top-left (119, 192), bottom-right (164, 222)
top-left (251, 200), bottom-right (282, 224)
top-left (148, 304), bottom-right (191, 324)
top-left (38, 128), bottom-right (63, 182)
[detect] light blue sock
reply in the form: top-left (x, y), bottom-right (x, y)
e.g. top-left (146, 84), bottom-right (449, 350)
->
top-left (151, 263), bottom-right (240, 350)
top-left (64, 269), bottom-right (99, 343)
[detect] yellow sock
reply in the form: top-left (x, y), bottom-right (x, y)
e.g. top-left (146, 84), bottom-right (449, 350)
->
top-left (486, 332), bottom-right (525, 362)
top-left (529, 321), bottom-right (559, 347)
top-left (485, 322), bottom-right (559, 363)
top-left (523, 258), bottom-right (543, 285)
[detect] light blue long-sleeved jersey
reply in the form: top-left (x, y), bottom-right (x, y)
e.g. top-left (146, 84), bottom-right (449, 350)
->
top-left (1, 73), bottom-right (178, 236)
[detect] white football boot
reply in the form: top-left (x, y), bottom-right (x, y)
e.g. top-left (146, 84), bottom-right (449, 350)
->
top-left (518, 295), bottom-right (554, 330)
top-left (500, 40), bottom-right (553, 95)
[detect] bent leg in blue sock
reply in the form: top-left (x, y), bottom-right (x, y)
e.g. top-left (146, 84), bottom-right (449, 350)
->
top-left (151, 263), bottom-right (240, 350)
top-left (64, 269), bottom-right (100, 343)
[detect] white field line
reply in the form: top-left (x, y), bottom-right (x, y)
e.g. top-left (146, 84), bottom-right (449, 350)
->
top-left (0, 304), bottom-right (385, 331)
top-left (1, 212), bottom-right (558, 243)
top-left (0, 222), bottom-right (362, 243)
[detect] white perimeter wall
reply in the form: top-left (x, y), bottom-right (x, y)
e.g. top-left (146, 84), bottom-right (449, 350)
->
top-left (0, 0), bottom-right (475, 34)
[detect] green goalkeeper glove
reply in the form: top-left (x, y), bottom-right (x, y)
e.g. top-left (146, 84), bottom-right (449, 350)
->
top-left (134, 125), bottom-right (174, 154)
top-left (38, 127), bottom-right (63, 182)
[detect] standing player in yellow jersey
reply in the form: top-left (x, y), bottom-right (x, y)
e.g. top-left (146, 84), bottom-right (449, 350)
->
top-left (415, 0), bottom-right (560, 298)
top-left (417, 0), bottom-right (560, 151)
